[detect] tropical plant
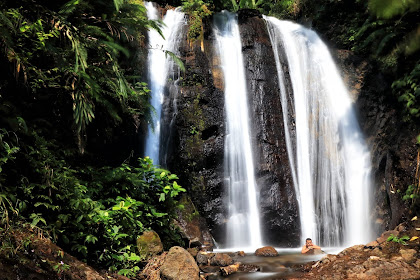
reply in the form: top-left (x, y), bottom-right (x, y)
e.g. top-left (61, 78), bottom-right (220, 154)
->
top-left (0, 0), bottom-right (159, 153)
top-left (182, 0), bottom-right (212, 41)
top-left (387, 233), bottom-right (410, 245)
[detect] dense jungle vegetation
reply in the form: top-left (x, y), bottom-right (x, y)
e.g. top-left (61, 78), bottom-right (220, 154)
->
top-left (0, 0), bottom-right (419, 277)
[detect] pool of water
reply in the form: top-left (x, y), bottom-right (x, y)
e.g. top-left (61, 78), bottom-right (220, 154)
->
top-left (212, 247), bottom-right (344, 279)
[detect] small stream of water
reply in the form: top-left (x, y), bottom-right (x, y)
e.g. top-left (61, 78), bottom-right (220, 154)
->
top-left (144, 2), bottom-right (185, 165)
top-left (213, 11), bottom-right (263, 250)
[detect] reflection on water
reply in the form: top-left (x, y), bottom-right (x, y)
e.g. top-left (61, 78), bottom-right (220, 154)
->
top-left (212, 248), bottom-right (344, 280)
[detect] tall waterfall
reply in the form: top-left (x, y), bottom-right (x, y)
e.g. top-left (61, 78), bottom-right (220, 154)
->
top-left (265, 17), bottom-right (373, 247)
top-left (214, 12), bottom-right (263, 249)
top-left (144, 2), bottom-right (185, 165)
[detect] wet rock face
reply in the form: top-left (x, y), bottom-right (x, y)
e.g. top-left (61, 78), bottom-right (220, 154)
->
top-left (239, 14), bottom-right (300, 246)
top-left (165, 18), bottom-right (227, 244)
top-left (165, 13), bottom-right (302, 246)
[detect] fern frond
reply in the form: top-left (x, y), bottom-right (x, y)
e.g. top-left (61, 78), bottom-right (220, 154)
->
top-left (165, 50), bottom-right (185, 72)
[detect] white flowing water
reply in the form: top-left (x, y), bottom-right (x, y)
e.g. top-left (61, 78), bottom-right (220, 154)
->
top-left (213, 12), bottom-right (262, 249)
top-left (144, 2), bottom-right (185, 165)
top-left (265, 17), bottom-right (373, 247)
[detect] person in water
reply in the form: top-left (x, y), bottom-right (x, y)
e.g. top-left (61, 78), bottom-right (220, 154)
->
top-left (301, 238), bottom-right (321, 254)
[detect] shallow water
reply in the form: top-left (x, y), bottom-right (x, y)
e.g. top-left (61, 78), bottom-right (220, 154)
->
top-left (213, 247), bottom-right (343, 279)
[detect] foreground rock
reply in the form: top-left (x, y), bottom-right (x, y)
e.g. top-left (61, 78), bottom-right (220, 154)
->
top-left (0, 225), bottom-right (126, 280)
top-left (255, 246), bottom-right (279, 256)
top-left (160, 246), bottom-right (199, 280)
top-left (209, 253), bottom-right (233, 266)
top-left (294, 229), bottom-right (420, 279)
top-left (220, 262), bottom-right (240, 276)
top-left (137, 230), bottom-right (164, 261)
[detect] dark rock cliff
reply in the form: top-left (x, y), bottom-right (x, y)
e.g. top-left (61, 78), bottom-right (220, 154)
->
top-left (238, 10), bottom-right (300, 246)
top-left (164, 12), bottom-right (302, 246)
top-left (163, 16), bottom-right (227, 245)
top-left (159, 8), bottom-right (418, 247)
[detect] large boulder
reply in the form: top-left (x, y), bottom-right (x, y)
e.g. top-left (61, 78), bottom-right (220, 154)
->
top-left (160, 246), bottom-right (199, 280)
top-left (255, 246), bottom-right (279, 257)
top-left (136, 230), bottom-right (163, 261)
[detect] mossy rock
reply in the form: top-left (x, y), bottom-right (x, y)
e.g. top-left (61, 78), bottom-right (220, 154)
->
top-left (137, 230), bottom-right (164, 261)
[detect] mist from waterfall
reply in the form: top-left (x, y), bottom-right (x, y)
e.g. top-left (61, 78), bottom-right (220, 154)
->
top-left (265, 17), bottom-right (373, 247)
top-left (213, 11), bottom-right (263, 249)
top-left (144, 2), bottom-right (185, 165)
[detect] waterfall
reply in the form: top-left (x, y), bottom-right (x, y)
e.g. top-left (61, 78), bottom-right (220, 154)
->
top-left (144, 2), bottom-right (185, 166)
top-left (265, 17), bottom-right (373, 247)
top-left (213, 12), bottom-right (263, 249)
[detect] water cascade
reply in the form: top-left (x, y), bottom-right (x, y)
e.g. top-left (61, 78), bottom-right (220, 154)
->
top-left (265, 17), bottom-right (373, 247)
top-left (144, 2), bottom-right (185, 165)
top-left (213, 12), bottom-right (263, 249)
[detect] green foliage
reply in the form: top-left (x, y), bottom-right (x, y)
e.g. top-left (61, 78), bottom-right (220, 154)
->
top-left (369, 0), bottom-right (420, 20)
top-left (387, 233), bottom-right (410, 245)
top-left (392, 62), bottom-right (420, 120)
top-left (182, 93), bottom-right (205, 160)
top-left (53, 261), bottom-right (71, 274)
top-left (230, 0), bottom-right (264, 11)
top-left (403, 184), bottom-right (419, 202)
top-left (265, 0), bottom-right (297, 19)
top-left (0, 129), bottom-right (19, 176)
top-left (0, 124), bottom-right (185, 273)
top-left (182, 0), bottom-right (212, 41)
top-left (0, 0), bottom-right (157, 153)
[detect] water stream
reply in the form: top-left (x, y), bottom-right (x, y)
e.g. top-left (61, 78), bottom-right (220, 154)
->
top-left (144, 2), bottom-right (185, 165)
top-left (213, 12), bottom-right (263, 249)
top-left (265, 17), bottom-right (373, 246)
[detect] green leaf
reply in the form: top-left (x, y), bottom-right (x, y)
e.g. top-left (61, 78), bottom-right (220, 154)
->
top-left (159, 193), bottom-right (165, 202)
top-left (165, 50), bottom-right (185, 72)
top-left (85, 235), bottom-right (98, 244)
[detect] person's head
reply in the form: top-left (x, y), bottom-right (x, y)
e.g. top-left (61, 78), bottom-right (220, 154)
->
top-left (305, 238), bottom-right (313, 246)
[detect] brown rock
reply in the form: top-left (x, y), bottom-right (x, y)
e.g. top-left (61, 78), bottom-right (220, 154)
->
top-left (237, 251), bottom-right (246, 257)
top-left (394, 223), bottom-right (406, 232)
top-left (199, 265), bottom-right (220, 273)
top-left (137, 230), bottom-right (163, 261)
top-left (196, 251), bottom-right (214, 265)
top-left (365, 240), bottom-right (379, 247)
top-left (160, 246), bottom-right (199, 280)
top-left (376, 230), bottom-right (399, 244)
top-left (338, 245), bottom-right (365, 257)
top-left (187, 247), bottom-right (199, 257)
top-left (210, 253), bottom-right (234, 266)
top-left (220, 262), bottom-right (240, 276)
top-left (173, 196), bottom-right (214, 250)
top-left (255, 246), bottom-right (279, 257)
top-left (239, 264), bottom-right (260, 272)
top-left (399, 249), bottom-right (417, 263)
top-left (200, 272), bottom-right (221, 280)
top-left (320, 254), bottom-right (337, 265)
top-left (189, 237), bottom-right (202, 248)
top-left (141, 252), bottom-right (167, 280)
top-left (359, 259), bottom-right (420, 280)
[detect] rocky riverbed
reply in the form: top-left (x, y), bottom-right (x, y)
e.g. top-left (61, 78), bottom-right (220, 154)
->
top-left (1, 218), bottom-right (419, 279)
top-left (139, 217), bottom-right (420, 280)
